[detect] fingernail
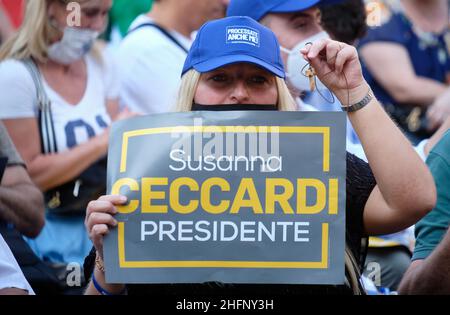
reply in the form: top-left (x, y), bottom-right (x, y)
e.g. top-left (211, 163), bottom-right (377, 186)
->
top-left (120, 196), bottom-right (127, 203)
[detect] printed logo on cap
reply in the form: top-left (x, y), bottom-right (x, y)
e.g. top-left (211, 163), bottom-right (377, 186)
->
top-left (226, 26), bottom-right (260, 47)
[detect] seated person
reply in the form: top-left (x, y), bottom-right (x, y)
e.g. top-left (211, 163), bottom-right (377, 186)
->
top-left (399, 120), bottom-right (450, 294)
top-left (358, 0), bottom-right (450, 144)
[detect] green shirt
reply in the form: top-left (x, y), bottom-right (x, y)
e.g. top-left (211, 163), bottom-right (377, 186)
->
top-left (412, 130), bottom-right (450, 260)
top-left (109, 0), bottom-right (153, 37)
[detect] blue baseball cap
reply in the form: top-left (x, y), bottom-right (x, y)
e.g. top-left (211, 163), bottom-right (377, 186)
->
top-left (181, 16), bottom-right (285, 78)
top-left (227, 0), bottom-right (321, 21)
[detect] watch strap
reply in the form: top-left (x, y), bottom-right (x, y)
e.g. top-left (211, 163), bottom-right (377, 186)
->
top-left (341, 88), bottom-right (374, 112)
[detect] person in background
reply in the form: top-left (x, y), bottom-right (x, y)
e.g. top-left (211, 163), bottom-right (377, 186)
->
top-left (320, 0), bottom-right (367, 45)
top-left (0, 121), bottom-right (43, 295)
top-left (358, 0), bottom-right (450, 144)
top-left (0, 233), bottom-right (34, 295)
top-left (0, 121), bottom-right (44, 239)
top-left (399, 118), bottom-right (450, 294)
top-left (227, 0), bottom-right (367, 158)
top-left (0, 0), bottom-right (134, 286)
top-left (117, 0), bottom-right (228, 114)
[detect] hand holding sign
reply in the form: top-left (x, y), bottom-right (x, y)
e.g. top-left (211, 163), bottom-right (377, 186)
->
top-left (85, 195), bottom-right (125, 260)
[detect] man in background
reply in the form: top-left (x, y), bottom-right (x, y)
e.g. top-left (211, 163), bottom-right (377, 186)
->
top-left (117, 0), bottom-right (229, 114)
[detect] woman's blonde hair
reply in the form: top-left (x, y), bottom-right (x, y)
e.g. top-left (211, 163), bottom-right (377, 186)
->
top-left (0, 0), bottom-right (99, 62)
top-left (174, 69), bottom-right (298, 112)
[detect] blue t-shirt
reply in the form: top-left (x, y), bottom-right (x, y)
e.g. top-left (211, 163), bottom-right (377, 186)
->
top-left (359, 12), bottom-right (450, 108)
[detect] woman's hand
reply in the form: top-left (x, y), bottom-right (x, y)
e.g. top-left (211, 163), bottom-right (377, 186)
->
top-left (300, 39), bottom-right (368, 106)
top-left (85, 195), bottom-right (127, 259)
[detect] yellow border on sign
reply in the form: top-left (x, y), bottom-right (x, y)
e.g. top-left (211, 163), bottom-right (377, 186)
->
top-left (119, 126), bottom-right (330, 173)
top-left (116, 125), bottom-right (332, 269)
top-left (118, 222), bottom-right (329, 269)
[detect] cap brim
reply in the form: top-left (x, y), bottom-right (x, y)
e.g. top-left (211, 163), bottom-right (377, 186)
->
top-left (192, 54), bottom-right (285, 78)
top-left (271, 0), bottom-right (321, 14)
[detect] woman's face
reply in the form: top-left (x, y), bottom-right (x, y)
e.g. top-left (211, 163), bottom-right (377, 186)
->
top-left (194, 63), bottom-right (279, 105)
top-left (49, 0), bottom-right (112, 32)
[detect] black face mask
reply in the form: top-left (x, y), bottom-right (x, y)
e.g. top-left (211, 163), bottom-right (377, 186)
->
top-left (191, 104), bottom-right (278, 111)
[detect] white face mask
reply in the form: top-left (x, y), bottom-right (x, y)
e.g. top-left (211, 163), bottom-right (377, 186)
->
top-left (47, 26), bottom-right (99, 64)
top-left (280, 31), bottom-right (330, 93)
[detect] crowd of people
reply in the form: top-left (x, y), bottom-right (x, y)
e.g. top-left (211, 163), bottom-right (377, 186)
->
top-left (0, 0), bottom-right (449, 296)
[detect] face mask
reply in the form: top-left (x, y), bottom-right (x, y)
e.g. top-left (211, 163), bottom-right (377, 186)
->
top-left (192, 104), bottom-right (278, 111)
top-left (47, 26), bottom-right (99, 64)
top-left (280, 31), bottom-right (330, 93)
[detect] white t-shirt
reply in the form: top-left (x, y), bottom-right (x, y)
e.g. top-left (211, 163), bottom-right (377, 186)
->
top-left (117, 15), bottom-right (192, 114)
top-left (0, 234), bottom-right (34, 294)
top-left (0, 52), bottom-right (118, 153)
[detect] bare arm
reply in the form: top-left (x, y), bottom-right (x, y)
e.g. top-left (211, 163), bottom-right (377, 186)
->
top-left (303, 39), bottom-right (436, 235)
top-left (0, 165), bottom-right (44, 238)
top-left (398, 229), bottom-right (450, 294)
top-left (360, 43), bottom-right (447, 106)
top-left (3, 118), bottom-right (109, 192)
top-left (353, 96), bottom-right (436, 235)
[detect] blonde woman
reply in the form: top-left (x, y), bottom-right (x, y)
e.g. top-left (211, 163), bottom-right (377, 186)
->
top-left (84, 16), bottom-right (436, 295)
top-left (0, 0), bottom-right (133, 271)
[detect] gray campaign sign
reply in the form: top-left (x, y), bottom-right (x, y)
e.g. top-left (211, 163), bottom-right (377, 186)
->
top-left (104, 111), bottom-right (346, 285)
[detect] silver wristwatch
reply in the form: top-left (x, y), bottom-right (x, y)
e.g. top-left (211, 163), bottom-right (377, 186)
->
top-left (341, 88), bottom-right (374, 113)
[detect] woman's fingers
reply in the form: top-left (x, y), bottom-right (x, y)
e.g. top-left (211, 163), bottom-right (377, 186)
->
top-left (306, 39), bottom-right (357, 73)
top-left (98, 194), bottom-right (127, 204)
top-left (86, 200), bottom-right (117, 216)
top-left (90, 223), bottom-right (109, 259)
top-left (326, 40), bottom-right (341, 66)
top-left (85, 195), bottom-right (127, 256)
top-left (306, 38), bottom-right (329, 60)
top-left (300, 43), bottom-right (313, 61)
top-left (86, 212), bottom-right (118, 233)
top-left (85, 195), bottom-right (126, 219)
top-left (86, 212), bottom-right (117, 258)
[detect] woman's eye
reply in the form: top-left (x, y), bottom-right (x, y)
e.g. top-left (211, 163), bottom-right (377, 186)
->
top-left (250, 76), bottom-right (268, 84)
top-left (291, 18), bottom-right (309, 29)
top-left (293, 22), bottom-right (307, 29)
top-left (210, 75), bottom-right (228, 82)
